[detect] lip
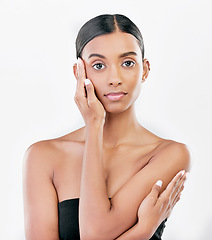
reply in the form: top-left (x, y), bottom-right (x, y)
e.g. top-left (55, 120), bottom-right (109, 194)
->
top-left (104, 91), bottom-right (127, 101)
top-left (105, 91), bottom-right (127, 96)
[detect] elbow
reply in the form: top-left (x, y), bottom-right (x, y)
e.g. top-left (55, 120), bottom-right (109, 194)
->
top-left (80, 222), bottom-right (113, 240)
top-left (80, 222), bottom-right (99, 240)
top-left (80, 228), bottom-right (104, 240)
top-left (80, 210), bottom-right (119, 240)
top-left (80, 228), bottom-right (96, 240)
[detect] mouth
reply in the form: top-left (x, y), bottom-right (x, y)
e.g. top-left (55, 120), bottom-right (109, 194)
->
top-left (104, 91), bottom-right (127, 101)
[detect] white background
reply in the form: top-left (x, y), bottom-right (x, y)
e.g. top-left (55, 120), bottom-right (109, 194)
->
top-left (1, 0), bottom-right (212, 239)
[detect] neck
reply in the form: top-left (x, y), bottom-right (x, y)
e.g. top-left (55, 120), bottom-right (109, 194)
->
top-left (102, 104), bottom-right (141, 148)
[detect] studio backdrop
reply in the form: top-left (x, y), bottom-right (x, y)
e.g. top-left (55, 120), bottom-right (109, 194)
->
top-left (1, 0), bottom-right (212, 239)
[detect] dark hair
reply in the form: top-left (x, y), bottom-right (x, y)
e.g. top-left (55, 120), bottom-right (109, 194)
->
top-left (75, 14), bottom-right (144, 60)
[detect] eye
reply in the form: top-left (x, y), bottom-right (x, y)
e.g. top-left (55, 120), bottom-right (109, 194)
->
top-left (122, 60), bottom-right (135, 68)
top-left (92, 63), bottom-right (106, 70)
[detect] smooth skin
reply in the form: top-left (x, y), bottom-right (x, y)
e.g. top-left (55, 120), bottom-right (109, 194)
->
top-left (23, 31), bottom-right (191, 240)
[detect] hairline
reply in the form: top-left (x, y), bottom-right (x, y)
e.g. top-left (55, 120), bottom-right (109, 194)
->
top-left (80, 31), bottom-right (143, 61)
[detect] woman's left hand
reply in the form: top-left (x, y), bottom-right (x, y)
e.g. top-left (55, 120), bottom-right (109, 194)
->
top-left (74, 58), bottom-right (106, 126)
top-left (137, 170), bottom-right (187, 238)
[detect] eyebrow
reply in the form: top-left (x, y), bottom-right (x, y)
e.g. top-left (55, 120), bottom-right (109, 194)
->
top-left (88, 51), bottom-right (137, 59)
top-left (88, 53), bottom-right (106, 59)
top-left (119, 51), bottom-right (137, 58)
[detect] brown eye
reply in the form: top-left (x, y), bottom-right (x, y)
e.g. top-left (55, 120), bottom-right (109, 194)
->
top-left (92, 63), bottom-right (106, 70)
top-left (122, 60), bottom-right (135, 68)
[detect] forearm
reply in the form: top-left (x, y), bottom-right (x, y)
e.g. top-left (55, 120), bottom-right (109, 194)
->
top-left (79, 120), bottom-right (111, 237)
top-left (115, 223), bottom-right (149, 240)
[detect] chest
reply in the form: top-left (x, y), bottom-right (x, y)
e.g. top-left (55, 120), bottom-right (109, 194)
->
top-left (54, 143), bottom-right (157, 202)
top-left (102, 145), bottom-right (154, 197)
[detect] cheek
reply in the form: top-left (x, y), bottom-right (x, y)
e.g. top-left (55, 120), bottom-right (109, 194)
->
top-left (84, 64), bottom-right (104, 84)
top-left (130, 79), bottom-right (142, 101)
top-left (125, 68), bottom-right (142, 89)
top-left (85, 68), bottom-right (106, 99)
top-left (133, 81), bottom-right (142, 99)
top-left (124, 68), bottom-right (142, 102)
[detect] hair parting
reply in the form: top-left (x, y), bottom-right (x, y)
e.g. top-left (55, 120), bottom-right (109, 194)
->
top-left (75, 14), bottom-right (145, 61)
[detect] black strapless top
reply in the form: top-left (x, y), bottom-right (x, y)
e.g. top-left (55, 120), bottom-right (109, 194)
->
top-left (58, 198), bottom-right (167, 240)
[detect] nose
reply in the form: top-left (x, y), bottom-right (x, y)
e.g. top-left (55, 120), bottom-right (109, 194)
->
top-left (108, 65), bottom-right (123, 86)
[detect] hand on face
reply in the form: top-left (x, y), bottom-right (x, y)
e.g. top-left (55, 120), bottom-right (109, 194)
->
top-left (74, 58), bottom-right (106, 126)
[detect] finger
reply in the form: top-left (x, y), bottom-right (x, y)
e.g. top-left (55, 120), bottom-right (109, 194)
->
top-left (166, 188), bottom-right (183, 217)
top-left (168, 172), bottom-right (187, 214)
top-left (77, 58), bottom-right (87, 83)
top-left (173, 193), bottom-right (181, 206)
top-left (171, 184), bottom-right (184, 208)
top-left (171, 172), bottom-right (188, 205)
top-left (74, 58), bottom-right (87, 106)
top-left (163, 170), bottom-right (185, 197)
top-left (147, 180), bottom-right (163, 205)
top-left (73, 63), bottom-right (78, 79)
top-left (76, 58), bottom-right (87, 98)
top-left (172, 193), bottom-right (181, 207)
top-left (172, 172), bottom-right (186, 198)
top-left (78, 57), bottom-right (87, 79)
top-left (157, 170), bottom-right (185, 211)
top-left (169, 190), bottom-right (182, 214)
top-left (84, 79), bottom-right (96, 107)
top-left (162, 172), bottom-right (188, 219)
top-left (171, 171), bottom-right (187, 200)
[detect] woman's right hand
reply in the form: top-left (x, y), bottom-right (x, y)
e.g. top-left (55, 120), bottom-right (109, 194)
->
top-left (137, 170), bottom-right (188, 239)
top-left (74, 58), bottom-right (106, 126)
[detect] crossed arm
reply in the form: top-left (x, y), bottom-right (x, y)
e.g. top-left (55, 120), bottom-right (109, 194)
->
top-left (23, 135), bottom-right (190, 240)
top-left (23, 138), bottom-right (189, 240)
top-left (78, 120), bottom-right (190, 240)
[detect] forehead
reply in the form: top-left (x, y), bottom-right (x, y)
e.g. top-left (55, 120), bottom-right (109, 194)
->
top-left (81, 31), bottom-right (142, 59)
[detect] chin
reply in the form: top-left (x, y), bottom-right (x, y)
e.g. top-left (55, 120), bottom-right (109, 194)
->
top-left (104, 103), bottom-right (132, 114)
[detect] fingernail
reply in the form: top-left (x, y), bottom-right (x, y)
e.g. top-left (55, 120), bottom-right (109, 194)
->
top-left (178, 170), bottom-right (185, 177)
top-left (85, 79), bottom-right (91, 86)
top-left (156, 180), bottom-right (163, 187)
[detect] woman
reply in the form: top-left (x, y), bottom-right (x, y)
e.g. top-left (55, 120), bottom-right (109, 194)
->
top-left (23, 14), bottom-right (190, 240)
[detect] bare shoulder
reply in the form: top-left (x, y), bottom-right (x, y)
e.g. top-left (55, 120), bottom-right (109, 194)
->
top-left (153, 139), bottom-right (192, 172)
top-left (24, 139), bottom-right (60, 163)
top-left (23, 140), bottom-right (58, 181)
top-left (23, 126), bottom-right (86, 172)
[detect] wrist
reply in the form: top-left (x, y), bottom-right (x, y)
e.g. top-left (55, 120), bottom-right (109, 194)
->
top-left (135, 221), bottom-right (154, 240)
top-left (118, 222), bottom-right (149, 240)
top-left (86, 118), bottom-right (105, 129)
top-left (133, 223), bottom-right (149, 240)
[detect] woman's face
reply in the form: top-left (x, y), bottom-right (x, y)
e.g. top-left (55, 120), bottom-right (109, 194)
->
top-left (79, 31), bottom-right (149, 113)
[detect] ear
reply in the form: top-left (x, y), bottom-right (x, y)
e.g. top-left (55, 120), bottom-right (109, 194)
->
top-left (73, 63), bottom-right (78, 80)
top-left (142, 59), bottom-right (150, 83)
